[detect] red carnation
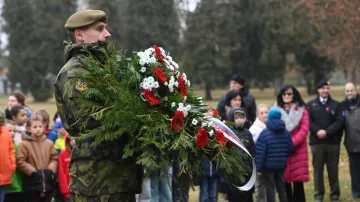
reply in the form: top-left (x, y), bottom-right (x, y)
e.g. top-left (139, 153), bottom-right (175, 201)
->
top-left (171, 111), bottom-right (185, 132)
top-left (196, 128), bottom-right (209, 148)
top-left (153, 67), bottom-right (167, 84)
top-left (215, 130), bottom-right (226, 146)
top-left (177, 76), bottom-right (187, 96)
top-left (154, 45), bottom-right (165, 64)
top-left (212, 109), bottom-right (219, 115)
top-left (143, 89), bottom-right (160, 105)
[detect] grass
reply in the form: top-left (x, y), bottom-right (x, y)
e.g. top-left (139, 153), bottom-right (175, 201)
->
top-left (4, 86), bottom-right (358, 201)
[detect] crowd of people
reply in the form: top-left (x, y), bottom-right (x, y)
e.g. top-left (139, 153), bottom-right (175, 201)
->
top-left (0, 92), bottom-right (74, 202)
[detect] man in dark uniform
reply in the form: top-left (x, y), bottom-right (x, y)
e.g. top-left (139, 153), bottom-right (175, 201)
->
top-left (307, 80), bottom-right (344, 202)
top-left (54, 10), bottom-right (142, 202)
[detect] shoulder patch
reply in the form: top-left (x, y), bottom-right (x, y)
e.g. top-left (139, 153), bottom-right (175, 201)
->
top-left (75, 80), bottom-right (88, 92)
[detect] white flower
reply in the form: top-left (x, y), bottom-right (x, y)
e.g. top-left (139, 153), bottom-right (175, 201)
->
top-left (207, 121), bottom-right (213, 127)
top-left (178, 103), bottom-right (184, 108)
top-left (192, 119), bottom-right (198, 126)
top-left (182, 73), bottom-right (187, 80)
top-left (209, 130), bottom-right (214, 137)
top-left (187, 80), bottom-right (191, 87)
top-left (201, 122), bottom-right (207, 128)
top-left (153, 82), bottom-right (159, 88)
top-left (164, 82), bottom-right (168, 86)
top-left (137, 51), bottom-right (145, 58)
top-left (139, 59), bottom-right (146, 66)
top-left (174, 81), bottom-right (179, 87)
top-left (171, 102), bottom-right (176, 108)
top-left (149, 57), bottom-right (157, 64)
top-left (148, 76), bottom-right (155, 83)
top-left (186, 104), bottom-right (191, 111)
top-left (140, 67), bottom-right (146, 73)
top-left (169, 86), bottom-right (174, 92)
top-left (184, 96), bottom-right (187, 102)
top-left (166, 56), bottom-right (173, 61)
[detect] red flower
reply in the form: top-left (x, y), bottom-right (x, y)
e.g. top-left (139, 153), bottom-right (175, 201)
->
top-left (154, 45), bottom-right (165, 64)
top-left (143, 89), bottom-right (159, 105)
top-left (215, 130), bottom-right (226, 146)
top-left (153, 66), bottom-right (167, 84)
top-left (295, 107), bottom-right (299, 112)
top-left (171, 111), bottom-right (185, 132)
top-left (212, 109), bottom-right (219, 115)
top-left (326, 107), bottom-right (330, 111)
top-left (177, 76), bottom-right (187, 96)
top-left (196, 128), bottom-right (209, 148)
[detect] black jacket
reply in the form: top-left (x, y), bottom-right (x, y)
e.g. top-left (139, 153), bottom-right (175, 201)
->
top-left (23, 169), bottom-right (56, 192)
top-left (341, 94), bottom-right (360, 153)
top-left (307, 96), bottom-right (344, 145)
top-left (217, 88), bottom-right (256, 124)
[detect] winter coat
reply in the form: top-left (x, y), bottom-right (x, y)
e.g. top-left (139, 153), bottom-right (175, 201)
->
top-left (47, 126), bottom-right (58, 143)
top-left (249, 118), bottom-right (266, 144)
top-left (341, 94), bottom-right (360, 153)
top-left (217, 88), bottom-right (256, 123)
top-left (5, 143), bottom-right (23, 193)
top-left (13, 125), bottom-right (26, 145)
top-left (17, 134), bottom-right (58, 192)
top-left (0, 127), bottom-right (16, 186)
top-left (58, 145), bottom-right (71, 198)
top-left (276, 107), bottom-right (310, 183)
top-left (307, 96), bottom-right (344, 145)
top-left (256, 119), bottom-right (293, 172)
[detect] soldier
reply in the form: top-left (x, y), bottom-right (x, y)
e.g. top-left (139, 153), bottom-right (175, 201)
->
top-left (54, 10), bottom-right (143, 202)
top-left (307, 80), bottom-right (344, 202)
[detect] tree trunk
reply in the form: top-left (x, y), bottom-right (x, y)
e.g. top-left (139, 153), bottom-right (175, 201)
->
top-left (205, 83), bottom-right (213, 101)
top-left (273, 67), bottom-right (285, 96)
top-left (303, 72), bottom-right (313, 95)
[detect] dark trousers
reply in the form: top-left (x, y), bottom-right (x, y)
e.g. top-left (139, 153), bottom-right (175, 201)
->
top-left (263, 170), bottom-right (287, 202)
top-left (311, 144), bottom-right (340, 201)
top-left (4, 192), bottom-right (25, 202)
top-left (26, 192), bottom-right (54, 202)
top-left (172, 173), bottom-right (191, 202)
top-left (228, 189), bottom-right (253, 202)
top-left (285, 182), bottom-right (306, 202)
top-left (349, 152), bottom-right (360, 198)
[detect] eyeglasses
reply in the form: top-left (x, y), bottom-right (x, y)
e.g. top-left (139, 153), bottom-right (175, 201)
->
top-left (282, 92), bottom-right (293, 97)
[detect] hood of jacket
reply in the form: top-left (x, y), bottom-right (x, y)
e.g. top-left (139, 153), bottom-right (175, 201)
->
top-left (227, 107), bottom-right (247, 122)
top-left (266, 119), bottom-right (286, 133)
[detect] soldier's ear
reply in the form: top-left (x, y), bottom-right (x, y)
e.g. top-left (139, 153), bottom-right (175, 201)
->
top-left (74, 29), bottom-right (84, 43)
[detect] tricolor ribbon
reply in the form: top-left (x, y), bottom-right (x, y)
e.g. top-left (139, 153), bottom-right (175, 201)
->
top-left (209, 117), bottom-right (256, 191)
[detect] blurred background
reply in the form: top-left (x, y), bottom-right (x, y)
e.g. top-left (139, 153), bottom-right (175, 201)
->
top-left (0, 0), bottom-right (359, 102)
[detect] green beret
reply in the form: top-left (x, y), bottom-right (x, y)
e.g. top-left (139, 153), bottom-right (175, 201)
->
top-left (64, 9), bottom-right (106, 29)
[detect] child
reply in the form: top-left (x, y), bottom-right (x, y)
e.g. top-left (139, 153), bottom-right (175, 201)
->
top-left (249, 104), bottom-right (269, 143)
top-left (226, 107), bottom-right (255, 202)
top-left (4, 121), bottom-right (24, 202)
top-left (256, 108), bottom-right (294, 202)
top-left (249, 104), bottom-right (269, 202)
top-left (9, 106), bottom-right (28, 144)
top-left (0, 110), bottom-right (16, 202)
top-left (54, 118), bottom-right (66, 154)
top-left (58, 132), bottom-right (75, 202)
top-left (17, 115), bottom-right (58, 202)
top-left (33, 109), bottom-right (53, 142)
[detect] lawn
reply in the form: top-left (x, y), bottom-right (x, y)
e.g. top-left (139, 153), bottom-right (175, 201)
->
top-left (2, 86), bottom-right (358, 202)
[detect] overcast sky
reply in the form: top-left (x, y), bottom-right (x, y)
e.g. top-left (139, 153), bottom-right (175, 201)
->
top-left (0, 0), bottom-right (200, 50)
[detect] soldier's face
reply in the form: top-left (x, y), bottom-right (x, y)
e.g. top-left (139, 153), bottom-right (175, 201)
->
top-left (76, 22), bottom-right (111, 43)
top-left (318, 85), bottom-right (330, 98)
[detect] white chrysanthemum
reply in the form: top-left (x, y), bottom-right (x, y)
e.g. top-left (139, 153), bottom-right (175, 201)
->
top-left (192, 119), bottom-right (198, 126)
top-left (171, 102), bottom-right (176, 108)
top-left (148, 76), bottom-right (155, 83)
top-left (201, 122), bottom-right (207, 128)
top-left (164, 82), bottom-right (168, 86)
top-left (149, 57), bottom-right (157, 64)
top-left (187, 80), bottom-right (191, 87)
top-left (186, 104), bottom-right (191, 111)
top-left (209, 130), bottom-right (214, 137)
top-left (178, 103), bottom-right (184, 108)
top-left (169, 87), bottom-right (174, 92)
top-left (139, 59), bottom-right (146, 66)
top-left (174, 81), bottom-right (179, 87)
top-left (182, 73), bottom-right (187, 80)
top-left (153, 82), bottom-right (159, 88)
top-left (166, 56), bottom-right (173, 61)
top-left (140, 67), bottom-right (146, 73)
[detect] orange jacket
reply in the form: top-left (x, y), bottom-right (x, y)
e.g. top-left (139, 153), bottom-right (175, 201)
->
top-left (0, 126), bottom-right (16, 186)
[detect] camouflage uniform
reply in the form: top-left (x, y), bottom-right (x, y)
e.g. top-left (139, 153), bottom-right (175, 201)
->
top-left (54, 41), bottom-right (143, 202)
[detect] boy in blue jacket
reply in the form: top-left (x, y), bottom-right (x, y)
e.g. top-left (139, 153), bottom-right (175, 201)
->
top-left (256, 108), bottom-right (293, 202)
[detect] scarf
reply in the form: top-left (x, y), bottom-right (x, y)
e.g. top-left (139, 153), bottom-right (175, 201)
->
top-left (274, 103), bottom-right (304, 132)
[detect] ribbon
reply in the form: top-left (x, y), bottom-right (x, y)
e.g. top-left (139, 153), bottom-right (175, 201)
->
top-left (209, 117), bottom-right (256, 191)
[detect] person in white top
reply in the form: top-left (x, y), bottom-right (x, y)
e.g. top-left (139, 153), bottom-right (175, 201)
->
top-left (249, 103), bottom-right (269, 202)
top-left (250, 104), bottom-right (269, 143)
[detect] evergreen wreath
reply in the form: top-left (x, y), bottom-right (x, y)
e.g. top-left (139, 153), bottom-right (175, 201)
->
top-left (70, 42), bottom-right (251, 183)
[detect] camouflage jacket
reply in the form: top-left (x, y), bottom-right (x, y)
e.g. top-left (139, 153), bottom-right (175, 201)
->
top-left (54, 41), bottom-right (143, 196)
